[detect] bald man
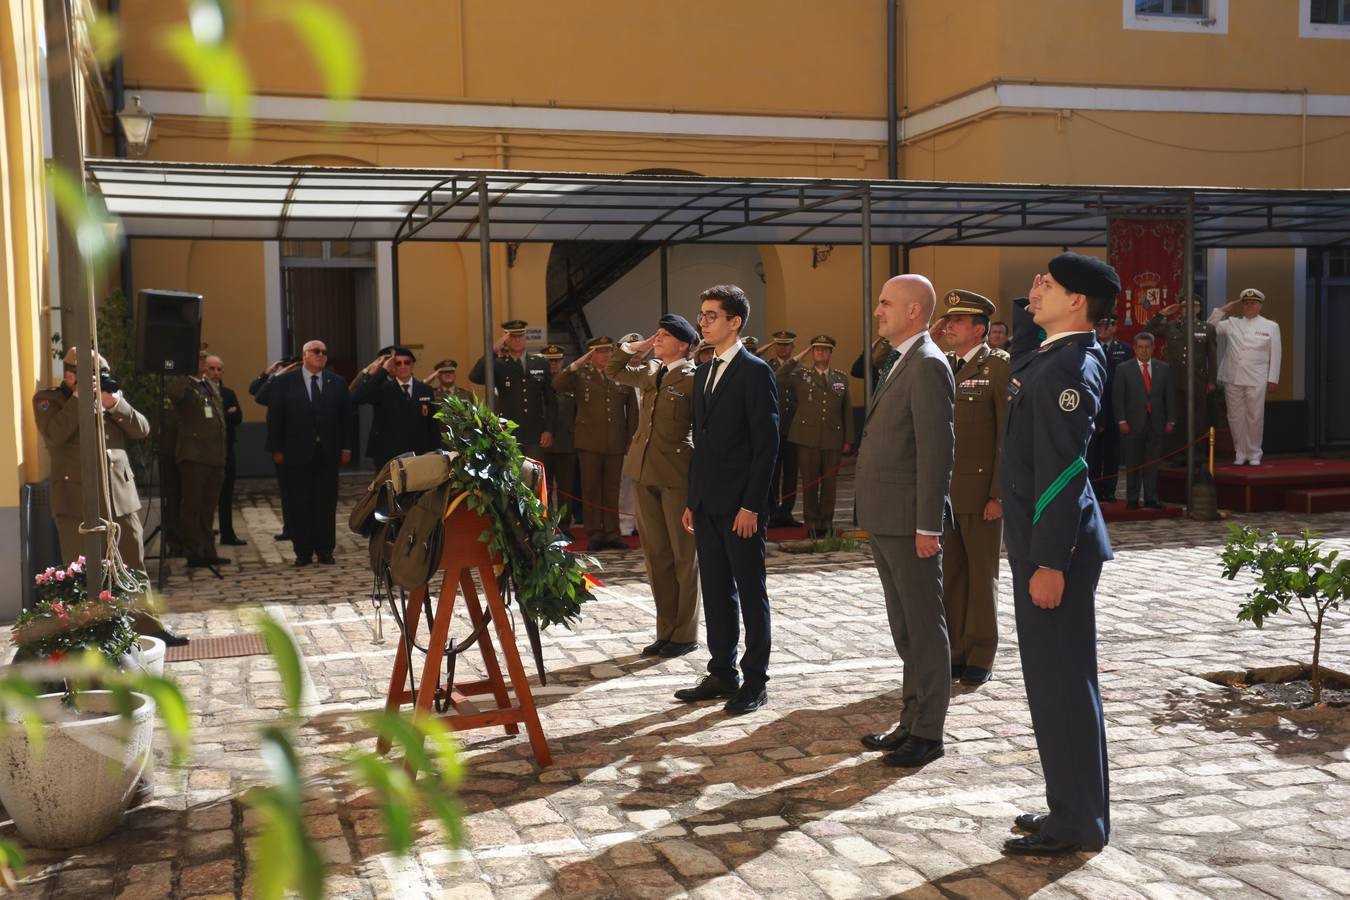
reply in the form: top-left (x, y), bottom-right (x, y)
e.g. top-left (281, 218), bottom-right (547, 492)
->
top-left (855, 275), bottom-right (956, 770)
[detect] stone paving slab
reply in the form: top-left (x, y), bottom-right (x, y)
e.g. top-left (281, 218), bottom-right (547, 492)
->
top-left (6, 473), bottom-right (1350, 898)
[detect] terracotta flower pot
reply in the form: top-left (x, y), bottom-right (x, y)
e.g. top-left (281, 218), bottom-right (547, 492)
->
top-left (0, 691), bottom-right (156, 848)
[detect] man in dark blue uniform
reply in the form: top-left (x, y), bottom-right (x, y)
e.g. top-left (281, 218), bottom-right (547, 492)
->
top-left (1001, 252), bottom-right (1116, 856)
top-left (1087, 315), bottom-right (1131, 503)
top-left (350, 345), bottom-right (439, 468)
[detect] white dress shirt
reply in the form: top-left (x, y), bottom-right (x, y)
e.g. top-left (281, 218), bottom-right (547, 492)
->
top-left (885, 331), bottom-right (926, 381)
top-left (706, 339), bottom-right (743, 393)
top-left (1207, 311), bottom-right (1281, 387)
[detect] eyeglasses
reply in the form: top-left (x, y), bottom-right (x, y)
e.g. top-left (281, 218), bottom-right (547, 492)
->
top-left (305, 348), bottom-right (328, 355)
top-left (695, 312), bottom-right (721, 323)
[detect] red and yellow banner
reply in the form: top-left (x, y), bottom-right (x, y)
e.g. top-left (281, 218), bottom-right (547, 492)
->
top-left (1106, 216), bottom-right (1186, 347)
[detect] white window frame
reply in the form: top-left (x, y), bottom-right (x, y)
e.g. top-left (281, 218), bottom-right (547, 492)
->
top-left (1300, 0), bottom-right (1350, 39)
top-left (1123, 0), bottom-right (1228, 33)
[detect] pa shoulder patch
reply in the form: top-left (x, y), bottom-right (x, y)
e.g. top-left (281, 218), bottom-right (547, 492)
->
top-left (1058, 389), bottom-right (1080, 412)
top-left (37, 399), bottom-right (50, 411)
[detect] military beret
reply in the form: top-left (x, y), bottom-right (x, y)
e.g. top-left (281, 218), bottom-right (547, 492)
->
top-left (501, 319), bottom-right (529, 335)
top-left (809, 334), bottom-right (837, 349)
top-left (1239, 288), bottom-right (1265, 303)
top-left (538, 345), bottom-right (564, 360)
top-left (658, 314), bottom-right (698, 345)
top-left (392, 346), bottom-right (416, 362)
top-left (771, 330), bottom-right (797, 344)
top-left (432, 359), bottom-right (458, 374)
top-left (62, 347), bottom-right (109, 369)
top-left (1048, 252), bottom-right (1121, 302)
top-left (742, 336), bottom-right (760, 350)
top-left (586, 335), bottom-right (615, 350)
top-left (942, 289), bottom-right (996, 318)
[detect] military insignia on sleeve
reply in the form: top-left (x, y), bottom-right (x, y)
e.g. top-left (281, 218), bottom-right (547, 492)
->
top-left (1058, 389), bottom-right (1080, 412)
top-left (37, 399), bottom-right (49, 411)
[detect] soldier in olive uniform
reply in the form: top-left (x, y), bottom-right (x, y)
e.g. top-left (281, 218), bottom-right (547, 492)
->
top-left (33, 349), bottom-right (188, 645)
top-left (540, 345), bottom-right (579, 529)
top-left (777, 336), bottom-right (854, 538)
top-left (554, 336), bottom-right (639, 550)
top-left (469, 319), bottom-right (557, 463)
top-left (1146, 293), bottom-right (1218, 461)
top-left (759, 330), bottom-right (802, 527)
top-left (608, 315), bottom-right (702, 656)
top-left (929, 290), bottom-right (1010, 687)
top-left (167, 354), bottom-right (228, 567)
top-left (695, 340), bottom-right (715, 365)
top-left (427, 358), bottom-right (476, 405)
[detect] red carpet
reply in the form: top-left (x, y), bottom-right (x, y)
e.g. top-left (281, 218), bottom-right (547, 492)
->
top-left (1159, 458), bottom-right (1350, 512)
top-left (1099, 502), bottom-right (1184, 523)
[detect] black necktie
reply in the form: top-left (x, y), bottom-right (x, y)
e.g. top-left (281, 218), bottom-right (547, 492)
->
top-left (880, 349), bottom-right (901, 380)
top-left (403, 383), bottom-right (412, 399)
top-left (310, 374), bottom-right (320, 404)
top-left (706, 358), bottom-right (723, 395)
top-left (954, 357), bottom-right (966, 375)
top-left (655, 366), bottom-right (668, 389)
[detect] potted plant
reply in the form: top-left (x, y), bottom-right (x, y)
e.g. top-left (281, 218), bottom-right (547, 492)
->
top-left (0, 559), bottom-right (174, 849)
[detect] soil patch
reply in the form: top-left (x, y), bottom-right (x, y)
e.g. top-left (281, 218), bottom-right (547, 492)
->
top-left (1202, 664), bottom-right (1350, 709)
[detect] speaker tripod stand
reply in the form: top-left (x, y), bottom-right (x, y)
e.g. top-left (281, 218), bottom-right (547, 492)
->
top-left (144, 373), bottom-right (222, 588)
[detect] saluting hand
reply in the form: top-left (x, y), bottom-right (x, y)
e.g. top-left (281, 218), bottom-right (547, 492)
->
top-left (928, 316), bottom-right (949, 342)
top-left (632, 334), bottom-right (659, 354)
top-left (1029, 567), bottom-right (1065, 609)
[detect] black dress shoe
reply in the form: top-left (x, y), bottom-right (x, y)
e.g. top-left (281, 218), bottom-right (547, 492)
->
top-left (674, 675), bottom-right (739, 703)
top-left (587, 539), bottom-right (607, 552)
top-left (882, 735), bottom-right (944, 768)
top-left (294, 557), bottom-right (313, 567)
top-left (1125, 501), bottom-right (1140, 510)
top-left (151, 629), bottom-right (190, 648)
top-left (641, 639), bottom-right (668, 657)
top-left (1013, 813), bottom-right (1047, 833)
top-left (660, 641), bottom-right (698, 658)
top-left (317, 553), bottom-right (336, 565)
top-left (960, 666), bottom-right (992, 686)
top-left (859, 726), bottom-right (909, 751)
top-left (724, 685), bottom-right (768, 714)
top-left (1002, 834), bottom-right (1091, 856)
top-left (221, 537), bottom-right (248, 546)
top-left (951, 663), bottom-right (967, 681)
top-left (604, 539), bottom-right (629, 550)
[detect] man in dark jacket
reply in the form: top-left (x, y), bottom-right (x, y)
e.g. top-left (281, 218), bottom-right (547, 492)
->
top-left (350, 346), bottom-right (439, 468)
top-left (266, 339), bottom-right (355, 566)
top-left (205, 355), bottom-right (246, 545)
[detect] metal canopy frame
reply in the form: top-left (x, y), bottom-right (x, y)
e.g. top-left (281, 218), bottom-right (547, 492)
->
top-left (86, 159), bottom-right (1350, 508)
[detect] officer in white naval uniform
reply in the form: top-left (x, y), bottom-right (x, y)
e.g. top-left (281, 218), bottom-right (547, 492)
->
top-left (1208, 287), bottom-right (1281, 466)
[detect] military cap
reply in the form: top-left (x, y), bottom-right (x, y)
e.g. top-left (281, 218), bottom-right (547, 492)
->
top-left (771, 330), bottom-right (797, 344)
top-left (431, 358), bottom-right (458, 374)
top-left (809, 334), bottom-right (837, 349)
top-left (1048, 252), bottom-right (1121, 302)
top-left (1239, 287), bottom-right (1265, 303)
top-left (619, 332), bottom-right (643, 344)
top-left (377, 345), bottom-right (416, 362)
top-left (586, 335), bottom-right (616, 350)
top-left (658, 314), bottom-right (698, 345)
top-left (538, 345), bottom-right (564, 360)
top-left (62, 347), bottom-right (110, 369)
top-left (942, 289), bottom-right (996, 318)
top-left (501, 319), bottom-right (529, 335)
top-left (1095, 314), bottom-right (1118, 325)
top-left (742, 336), bottom-right (760, 350)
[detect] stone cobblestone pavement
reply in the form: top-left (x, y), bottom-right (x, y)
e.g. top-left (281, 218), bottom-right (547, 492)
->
top-left (8, 472), bottom-right (1350, 899)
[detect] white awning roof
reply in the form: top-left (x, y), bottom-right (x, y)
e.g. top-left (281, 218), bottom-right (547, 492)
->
top-left (86, 159), bottom-right (1350, 249)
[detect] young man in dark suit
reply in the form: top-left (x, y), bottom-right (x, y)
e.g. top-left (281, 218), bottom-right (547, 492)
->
top-left (265, 339), bottom-right (355, 567)
top-left (677, 285), bottom-right (779, 714)
top-left (350, 345), bottom-right (440, 468)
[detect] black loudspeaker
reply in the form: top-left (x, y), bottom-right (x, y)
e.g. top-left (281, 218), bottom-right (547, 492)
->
top-left (136, 289), bottom-right (203, 375)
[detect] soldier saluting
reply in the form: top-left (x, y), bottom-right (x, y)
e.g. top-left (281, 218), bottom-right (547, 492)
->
top-left (1001, 253), bottom-right (1116, 856)
top-left (350, 345), bottom-right (439, 468)
top-left (776, 335), bottom-right (853, 538)
top-left (1146, 293), bottom-right (1218, 462)
top-left (469, 319), bottom-right (557, 463)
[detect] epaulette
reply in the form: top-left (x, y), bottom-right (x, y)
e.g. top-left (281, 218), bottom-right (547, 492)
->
top-left (987, 348), bottom-right (1010, 361)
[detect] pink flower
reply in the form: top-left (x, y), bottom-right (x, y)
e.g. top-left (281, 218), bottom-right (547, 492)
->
top-left (43, 567), bottom-right (55, 577)
top-left (76, 555), bottom-right (85, 565)
top-left (34, 573), bottom-right (45, 585)
top-left (54, 570), bottom-right (65, 582)
top-left (98, 590), bottom-right (113, 602)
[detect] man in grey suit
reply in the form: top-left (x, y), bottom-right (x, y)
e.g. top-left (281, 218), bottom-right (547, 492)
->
top-left (855, 274), bottom-right (957, 769)
top-left (1112, 331), bottom-right (1175, 510)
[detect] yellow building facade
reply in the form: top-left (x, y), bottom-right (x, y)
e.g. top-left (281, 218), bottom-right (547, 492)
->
top-left (3, 0), bottom-right (1350, 611)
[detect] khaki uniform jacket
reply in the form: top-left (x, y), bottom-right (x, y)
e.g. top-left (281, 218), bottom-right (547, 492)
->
top-left (33, 385), bottom-right (150, 518)
top-left (553, 363), bottom-right (639, 455)
top-left (947, 344), bottom-right (1010, 514)
top-left (167, 377), bottom-right (227, 466)
top-left (767, 356), bottom-right (798, 437)
top-left (607, 350), bottom-right (696, 489)
top-left (778, 359), bottom-right (853, 451)
top-left (432, 385), bottom-right (476, 405)
top-left (551, 386), bottom-right (577, 454)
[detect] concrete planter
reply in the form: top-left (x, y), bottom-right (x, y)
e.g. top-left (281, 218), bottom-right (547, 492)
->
top-left (131, 635), bottom-right (166, 676)
top-left (0, 691), bottom-right (156, 848)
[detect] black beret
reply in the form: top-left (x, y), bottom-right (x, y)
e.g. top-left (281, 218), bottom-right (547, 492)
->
top-left (1048, 253), bottom-right (1121, 302)
top-left (658, 314), bottom-right (698, 345)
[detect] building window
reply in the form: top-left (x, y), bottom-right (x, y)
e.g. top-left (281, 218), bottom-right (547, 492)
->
top-left (1301, 0), bottom-right (1350, 37)
top-left (1124, 0), bottom-right (1227, 32)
